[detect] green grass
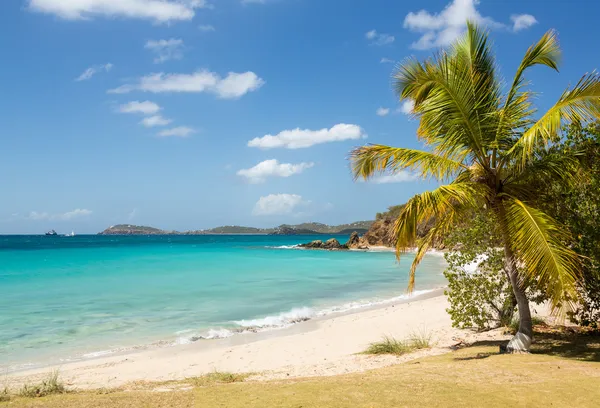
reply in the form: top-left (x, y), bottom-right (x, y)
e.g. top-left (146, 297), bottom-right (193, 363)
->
top-left (364, 331), bottom-right (433, 356)
top-left (2, 328), bottom-right (599, 407)
top-left (17, 370), bottom-right (67, 398)
top-left (0, 387), bottom-right (9, 403)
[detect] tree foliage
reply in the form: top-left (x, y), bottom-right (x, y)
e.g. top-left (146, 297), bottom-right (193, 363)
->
top-left (541, 123), bottom-right (600, 327)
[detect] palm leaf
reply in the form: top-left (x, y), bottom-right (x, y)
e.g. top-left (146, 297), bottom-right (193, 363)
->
top-left (507, 72), bottom-right (600, 169)
top-left (502, 196), bottom-right (581, 310)
top-left (350, 144), bottom-right (466, 181)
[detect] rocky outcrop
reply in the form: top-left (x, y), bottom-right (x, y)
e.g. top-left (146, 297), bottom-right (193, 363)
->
top-left (299, 237), bottom-right (347, 250)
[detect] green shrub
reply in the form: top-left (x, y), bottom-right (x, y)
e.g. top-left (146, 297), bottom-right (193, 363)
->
top-left (364, 333), bottom-right (432, 356)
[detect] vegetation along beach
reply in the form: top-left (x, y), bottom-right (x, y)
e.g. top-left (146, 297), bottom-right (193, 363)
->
top-left (2, 0), bottom-right (600, 406)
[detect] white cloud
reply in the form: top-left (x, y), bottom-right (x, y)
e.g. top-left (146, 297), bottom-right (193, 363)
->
top-left (28, 0), bottom-right (207, 23)
top-left (376, 107), bottom-right (390, 117)
top-left (76, 63), bottom-right (113, 81)
top-left (108, 70), bottom-right (265, 99)
top-left (380, 58), bottom-right (394, 64)
top-left (119, 100), bottom-right (161, 115)
top-left (404, 0), bottom-right (506, 50)
top-left (511, 14), bottom-right (537, 32)
top-left (398, 99), bottom-right (415, 115)
top-left (365, 29), bottom-right (395, 46)
top-left (27, 209), bottom-right (93, 221)
top-left (237, 159), bottom-right (314, 184)
top-left (369, 172), bottom-right (418, 184)
top-left (252, 194), bottom-right (307, 216)
top-left (141, 115), bottom-right (172, 127)
top-left (157, 126), bottom-right (195, 137)
top-left (145, 39), bottom-right (184, 64)
top-left (198, 24), bottom-right (215, 32)
top-left (248, 124), bottom-right (366, 150)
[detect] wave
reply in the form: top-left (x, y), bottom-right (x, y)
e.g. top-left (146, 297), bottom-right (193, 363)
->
top-left (267, 244), bottom-right (300, 249)
top-left (171, 289), bottom-right (439, 345)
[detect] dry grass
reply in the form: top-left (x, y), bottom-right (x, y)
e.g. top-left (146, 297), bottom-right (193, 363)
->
top-left (2, 329), bottom-right (599, 407)
top-left (16, 370), bottom-right (67, 399)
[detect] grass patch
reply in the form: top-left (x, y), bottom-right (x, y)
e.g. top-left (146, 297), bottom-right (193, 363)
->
top-left (17, 370), bottom-right (67, 398)
top-left (188, 371), bottom-right (248, 387)
top-left (0, 386), bottom-right (9, 403)
top-left (364, 331), bottom-right (433, 356)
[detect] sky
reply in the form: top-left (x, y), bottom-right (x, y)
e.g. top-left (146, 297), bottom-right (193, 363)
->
top-left (1, 0), bottom-right (599, 234)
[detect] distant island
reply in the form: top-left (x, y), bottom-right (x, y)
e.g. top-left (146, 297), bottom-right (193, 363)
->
top-left (98, 221), bottom-right (374, 236)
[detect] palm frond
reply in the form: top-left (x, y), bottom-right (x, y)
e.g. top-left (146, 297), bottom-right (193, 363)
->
top-left (502, 196), bottom-right (581, 310)
top-left (350, 144), bottom-right (466, 181)
top-left (507, 72), bottom-right (600, 169)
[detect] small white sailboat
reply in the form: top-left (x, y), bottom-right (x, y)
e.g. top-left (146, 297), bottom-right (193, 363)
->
top-left (65, 231), bottom-right (76, 237)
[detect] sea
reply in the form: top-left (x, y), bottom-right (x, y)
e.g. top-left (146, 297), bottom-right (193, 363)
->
top-left (0, 234), bottom-right (448, 372)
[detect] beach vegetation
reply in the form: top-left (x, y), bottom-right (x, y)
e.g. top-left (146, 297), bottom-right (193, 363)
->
top-left (189, 371), bottom-right (248, 387)
top-left (351, 22), bottom-right (600, 352)
top-left (17, 370), bottom-right (67, 398)
top-left (0, 386), bottom-right (9, 403)
top-left (540, 123), bottom-right (600, 328)
top-left (364, 333), bottom-right (432, 356)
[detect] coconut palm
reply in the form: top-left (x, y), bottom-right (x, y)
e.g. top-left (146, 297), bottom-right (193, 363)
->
top-left (351, 22), bottom-right (600, 352)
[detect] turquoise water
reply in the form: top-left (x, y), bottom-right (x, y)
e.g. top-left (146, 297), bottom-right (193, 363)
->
top-left (0, 235), bottom-right (447, 371)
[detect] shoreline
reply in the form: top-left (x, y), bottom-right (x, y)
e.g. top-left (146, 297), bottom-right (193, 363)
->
top-left (3, 289), bottom-right (506, 391)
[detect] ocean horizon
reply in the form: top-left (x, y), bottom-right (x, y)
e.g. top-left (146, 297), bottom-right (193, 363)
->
top-left (0, 234), bottom-right (447, 372)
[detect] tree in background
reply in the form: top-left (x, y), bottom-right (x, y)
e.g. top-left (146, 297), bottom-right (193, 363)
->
top-left (351, 23), bottom-right (600, 352)
top-left (541, 123), bottom-right (600, 328)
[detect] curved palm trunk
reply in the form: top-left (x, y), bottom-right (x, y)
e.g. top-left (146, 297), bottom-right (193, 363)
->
top-left (497, 204), bottom-right (533, 353)
top-left (503, 243), bottom-right (533, 353)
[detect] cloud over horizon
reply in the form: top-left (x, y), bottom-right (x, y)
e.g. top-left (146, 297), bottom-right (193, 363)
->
top-left (237, 159), bottom-right (314, 184)
top-left (252, 194), bottom-right (307, 216)
top-left (27, 209), bottom-right (93, 221)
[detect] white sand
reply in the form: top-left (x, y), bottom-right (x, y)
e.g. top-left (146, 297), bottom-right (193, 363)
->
top-left (4, 292), bottom-right (511, 390)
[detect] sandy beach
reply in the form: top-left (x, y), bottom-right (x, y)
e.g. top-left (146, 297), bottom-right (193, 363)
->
top-left (3, 291), bottom-right (514, 390)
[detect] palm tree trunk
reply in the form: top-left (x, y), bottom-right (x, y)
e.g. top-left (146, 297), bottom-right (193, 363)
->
top-left (497, 203), bottom-right (533, 353)
top-left (503, 243), bottom-right (533, 353)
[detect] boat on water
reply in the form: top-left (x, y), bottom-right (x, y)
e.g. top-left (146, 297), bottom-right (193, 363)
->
top-left (45, 230), bottom-right (58, 236)
top-left (65, 231), bottom-right (76, 237)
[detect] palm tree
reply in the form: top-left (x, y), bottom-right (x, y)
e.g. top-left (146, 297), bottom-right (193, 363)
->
top-left (351, 23), bottom-right (600, 352)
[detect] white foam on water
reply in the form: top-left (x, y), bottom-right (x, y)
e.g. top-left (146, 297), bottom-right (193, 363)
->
top-left (234, 307), bottom-right (315, 328)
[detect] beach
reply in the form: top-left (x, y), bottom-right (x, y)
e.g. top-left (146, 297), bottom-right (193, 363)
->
top-left (3, 290), bottom-right (512, 390)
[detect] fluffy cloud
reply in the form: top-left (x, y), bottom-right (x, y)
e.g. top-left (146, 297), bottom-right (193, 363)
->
top-left (237, 159), bottom-right (314, 184)
top-left (398, 100), bottom-right (415, 115)
top-left (27, 209), bottom-right (93, 221)
top-left (365, 29), bottom-right (395, 46)
top-left (108, 70), bottom-right (265, 99)
top-left (248, 124), bottom-right (366, 150)
top-left (252, 194), bottom-right (307, 216)
top-left (145, 39), bottom-right (184, 64)
top-left (141, 115), bottom-right (172, 127)
top-left (76, 63), bottom-right (113, 81)
top-left (28, 0), bottom-right (206, 23)
top-left (157, 126), bottom-right (195, 137)
top-left (198, 24), bottom-right (215, 32)
top-left (118, 100), bottom-right (161, 115)
top-left (404, 0), bottom-right (515, 49)
top-left (376, 107), bottom-right (390, 117)
top-left (511, 14), bottom-right (537, 32)
top-left (368, 172), bottom-right (418, 184)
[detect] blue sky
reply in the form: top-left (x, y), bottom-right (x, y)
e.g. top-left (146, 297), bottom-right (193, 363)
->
top-left (1, 0), bottom-right (598, 234)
